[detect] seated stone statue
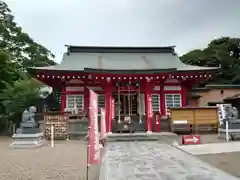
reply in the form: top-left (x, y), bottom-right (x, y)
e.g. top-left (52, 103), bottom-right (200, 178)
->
top-left (20, 106), bottom-right (38, 129)
top-left (232, 107), bottom-right (239, 119)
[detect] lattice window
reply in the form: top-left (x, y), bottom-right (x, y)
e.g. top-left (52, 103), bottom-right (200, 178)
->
top-left (98, 94), bottom-right (105, 108)
top-left (66, 95), bottom-right (84, 111)
top-left (165, 94), bottom-right (181, 112)
top-left (151, 94), bottom-right (160, 112)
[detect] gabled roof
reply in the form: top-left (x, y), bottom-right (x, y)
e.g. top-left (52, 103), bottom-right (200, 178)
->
top-left (28, 46), bottom-right (217, 73)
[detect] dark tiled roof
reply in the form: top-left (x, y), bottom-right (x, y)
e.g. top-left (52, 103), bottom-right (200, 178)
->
top-left (29, 46), bottom-right (217, 72)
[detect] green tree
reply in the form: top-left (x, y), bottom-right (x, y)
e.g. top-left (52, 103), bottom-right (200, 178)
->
top-left (180, 37), bottom-right (240, 84)
top-left (0, 72), bottom-right (41, 126)
top-left (0, 1), bottom-right (56, 69)
top-left (0, 1), bottom-right (57, 131)
top-left (0, 50), bottom-right (19, 88)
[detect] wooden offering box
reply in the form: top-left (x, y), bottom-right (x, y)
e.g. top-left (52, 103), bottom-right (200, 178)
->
top-left (170, 106), bottom-right (219, 133)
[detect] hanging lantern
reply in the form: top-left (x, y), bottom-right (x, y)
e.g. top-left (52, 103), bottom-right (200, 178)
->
top-left (106, 77), bottom-right (111, 82)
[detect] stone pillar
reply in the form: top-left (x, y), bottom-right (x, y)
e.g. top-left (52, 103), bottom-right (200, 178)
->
top-left (144, 80), bottom-right (152, 133)
top-left (105, 83), bottom-right (112, 133)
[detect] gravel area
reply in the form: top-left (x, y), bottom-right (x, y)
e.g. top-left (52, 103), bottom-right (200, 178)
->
top-left (0, 138), bottom-right (99, 180)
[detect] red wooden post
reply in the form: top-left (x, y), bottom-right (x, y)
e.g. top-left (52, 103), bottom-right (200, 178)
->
top-left (160, 84), bottom-right (165, 115)
top-left (84, 86), bottom-right (89, 115)
top-left (105, 83), bottom-right (112, 133)
top-left (108, 96), bottom-right (113, 133)
top-left (61, 86), bottom-right (66, 112)
top-left (154, 113), bottom-right (161, 132)
top-left (181, 85), bottom-right (187, 107)
top-left (144, 80), bottom-right (152, 133)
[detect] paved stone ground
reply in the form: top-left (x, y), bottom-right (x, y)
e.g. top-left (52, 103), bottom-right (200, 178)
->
top-left (101, 141), bottom-right (239, 180)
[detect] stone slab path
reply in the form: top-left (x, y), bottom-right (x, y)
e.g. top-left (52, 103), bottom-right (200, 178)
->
top-left (100, 141), bottom-right (239, 180)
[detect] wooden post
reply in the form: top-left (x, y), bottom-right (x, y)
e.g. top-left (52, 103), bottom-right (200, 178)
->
top-left (105, 83), bottom-right (112, 133)
top-left (226, 121), bottom-right (229, 142)
top-left (51, 125), bottom-right (54, 148)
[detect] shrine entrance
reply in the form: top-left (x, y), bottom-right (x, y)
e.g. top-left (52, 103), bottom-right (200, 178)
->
top-left (112, 82), bottom-right (146, 133)
top-left (113, 82), bottom-right (141, 117)
top-left (120, 93), bottom-right (138, 115)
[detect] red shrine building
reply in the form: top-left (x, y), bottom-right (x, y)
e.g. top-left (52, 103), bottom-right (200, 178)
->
top-left (28, 46), bottom-right (216, 133)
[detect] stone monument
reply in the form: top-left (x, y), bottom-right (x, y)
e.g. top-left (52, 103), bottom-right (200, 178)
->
top-left (10, 106), bottom-right (45, 148)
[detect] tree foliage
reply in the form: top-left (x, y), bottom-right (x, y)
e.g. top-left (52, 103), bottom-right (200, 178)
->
top-left (0, 1), bottom-right (56, 69)
top-left (0, 1), bottom-right (56, 128)
top-left (0, 73), bottom-right (41, 124)
top-left (0, 50), bottom-right (19, 88)
top-left (180, 37), bottom-right (240, 84)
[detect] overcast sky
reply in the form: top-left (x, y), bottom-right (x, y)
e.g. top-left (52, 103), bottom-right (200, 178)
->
top-left (5, 0), bottom-right (240, 63)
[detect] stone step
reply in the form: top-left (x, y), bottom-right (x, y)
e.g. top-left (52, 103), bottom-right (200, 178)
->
top-left (107, 132), bottom-right (175, 142)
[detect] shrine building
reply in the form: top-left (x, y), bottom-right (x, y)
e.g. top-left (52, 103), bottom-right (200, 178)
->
top-left (28, 46), bottom-right (217, 133)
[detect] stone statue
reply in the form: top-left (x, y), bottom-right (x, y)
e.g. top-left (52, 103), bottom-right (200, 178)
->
top-left (223, 106), bottom-right (239, 123)
top-left (11, 105), bottom-right (44, 148)
top-left (231, 107), bottom-right (238, 119)
top-left (20, 106), bottom-right (38, 129)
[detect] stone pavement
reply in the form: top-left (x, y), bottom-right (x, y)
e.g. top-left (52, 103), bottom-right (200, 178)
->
top-left (100, 141), bottom-right (239, 180)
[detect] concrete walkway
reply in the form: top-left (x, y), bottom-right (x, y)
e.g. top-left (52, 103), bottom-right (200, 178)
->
top-left (99, 141), bottom-right (238, 180)
top-left (177, 141), bottom-right (240, 155)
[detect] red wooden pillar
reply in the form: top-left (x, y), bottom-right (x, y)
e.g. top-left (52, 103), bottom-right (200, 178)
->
top-left (181, 85), bottom-right (187, 107)
top-left (84, 86), bottom-right (90, 115)
top-left (105, 83), bottom-right (112, 133)
top-left (61, 86), bottom-right (66, 112)
top-left (160, 84), bottom-right (165, 115)
top-left (144, 80), bottom-right (152, 133)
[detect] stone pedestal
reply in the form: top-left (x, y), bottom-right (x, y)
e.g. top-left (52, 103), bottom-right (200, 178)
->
top-left (10, 129), bottom-right (45, 149)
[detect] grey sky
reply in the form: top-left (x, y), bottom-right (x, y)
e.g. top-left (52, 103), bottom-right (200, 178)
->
top-left (5, 0), bottom-right (240, 63)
